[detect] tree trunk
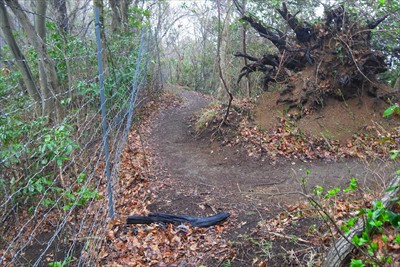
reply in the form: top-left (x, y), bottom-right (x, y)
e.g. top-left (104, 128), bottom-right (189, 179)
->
top-left (322, 175), bottom-right (400, 267)
top-left (35, 0), bottom-right (47, 42)
top-left (217, 0), bottom-right (233, 126)
top-left (109, 0), bottom-right (122, 33)
top-left (0, 0), bottom-right (41, 115)
top-left (109, 0), bottom-right (132, 34)
top-left (216, 0), bottom-right (233, 101)
top-left (5, 0), bottom-right (62, 122)
top-left (34, 0), bottom-right (53, 119)
top-left (52, 0), bottom-right (69, 34)
top-left (240, 0), bottom-right (251, 98)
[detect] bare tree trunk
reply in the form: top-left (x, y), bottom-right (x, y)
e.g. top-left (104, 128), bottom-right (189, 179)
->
top-left (35, 0), bottom-right (47, 42)
top-left (109, 0), bottom-right (122, 33)
top-left (51, 0), bottom-right (72, 102)
top-left (35, 0), bottom-right (53, 119)
top-left (240, 0), bottom-right (251, 98)
top-left (5, 0), bottom-right (62, 122)
top-left (323, 175), bottom-right (400, 267)
top-left (52, 0), bottom-right (69, 34)
top-left (121, 0), bottom-right (131, 33)
top-left (109, 0), bottom-right (133, 34)
top-left (217, 0), bottom-right (233, 127)
top-left (216, 0), bottom-right (233, 101)
top-left (0, 0), bottom-right (41, 115)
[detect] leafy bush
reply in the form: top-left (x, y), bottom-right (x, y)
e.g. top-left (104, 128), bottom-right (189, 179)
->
top-left (0, 116), bottom-right (79, 208)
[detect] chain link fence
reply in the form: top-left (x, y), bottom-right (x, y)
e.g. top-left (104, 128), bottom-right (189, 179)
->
top-left (0, 3), bottom-right (160, 266)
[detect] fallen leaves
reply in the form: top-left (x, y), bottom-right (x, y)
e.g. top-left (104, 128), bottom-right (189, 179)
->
top-left (99, 92), bottom-right (234, 266)
top-left (102, 222), bottom-right (234, 266)
top-left (200, 99), bottom-right (399, 161)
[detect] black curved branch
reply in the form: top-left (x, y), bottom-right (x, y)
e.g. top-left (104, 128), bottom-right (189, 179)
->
top-left (234, 52), bottom-right (259, 61)
top-left (241, 15), bottom-right (286, 50)
top-left (368, 14), bottom-right (389, 29)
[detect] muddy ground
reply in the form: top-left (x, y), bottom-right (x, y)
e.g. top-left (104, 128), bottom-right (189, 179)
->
top-left (147, 88), bottom-right (396, 266)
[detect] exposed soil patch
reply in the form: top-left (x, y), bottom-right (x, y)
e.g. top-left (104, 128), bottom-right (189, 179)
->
top-left (146, 88), bottom-right (397, 266)
top-left (255, 90), bottom-right (397, 144)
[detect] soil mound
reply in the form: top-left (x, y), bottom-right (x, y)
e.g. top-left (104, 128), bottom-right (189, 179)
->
top-left (255, 90), bottom-right (398, 144)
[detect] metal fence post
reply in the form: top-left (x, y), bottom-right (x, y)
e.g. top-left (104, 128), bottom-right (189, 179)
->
top-left (94, 5), bottom-right (114, 220)
top-left (125, 28), bottom-right (146, 134)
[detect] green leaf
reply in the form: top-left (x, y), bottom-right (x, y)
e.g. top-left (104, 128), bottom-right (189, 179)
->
top-left (368, 242), bottom-right (378, 252)
top-left (344, 178), bottom-right (358, 192)
top-left (77, 173), bottom-right (87, 183)
top-left (395, 234), bottom-right (400, 244)
top-left (56, 158), bottom-right (62, 167)
top-left (36, 183), bottom-right (43, 193)
top-left (44, 135), bottom-right (52, 142)
top-left (347, 217), bottom-right (357, 228)
top-left (342, 225), bottom-right (350, 234)
top-left (313, 185), bottom-right (324, 197)
top-left (386, 186), bottom-right (399, 192)
top-left (390, 150), bottom-right (400, 159)
top-left (369, 220), bottom-right (383, 228)
top-left (350, 259), bottom-right (365, 267)
top-left (353, 235), bottom-right (368, 246)
top-left (383, 105), bottom-right (396, 117)
top-left (324, 187), bottom-right (340, 199)
top-left (48, 262), bottom-right (62, 267)
top-left (387, 211), bottom-right (400, 230)
top-left (65, 144), bottom-right (73, 155)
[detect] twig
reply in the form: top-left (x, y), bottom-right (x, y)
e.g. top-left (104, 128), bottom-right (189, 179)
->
top-left (315, 60), bottom-right (323, 84)
top-left (337, 36), bottom-right (377, 86)
top-left (269, 231), bottom-right (311, 244)
top-left (70, 236), bottom-right (104, 241)
top-left (320, 133), bottom-right (332, 149)
top-left (236, 183), bottom-right (242, 193)
top-left (244, 191), bottom-right (303, 197)
top-left (274, 49), bottom-right (286, 79)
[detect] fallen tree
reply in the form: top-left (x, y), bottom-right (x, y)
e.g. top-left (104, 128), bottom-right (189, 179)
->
top-left (322, 174), bottom-right (400, 267)
top-left (234, 1), bottom-right (399, 115)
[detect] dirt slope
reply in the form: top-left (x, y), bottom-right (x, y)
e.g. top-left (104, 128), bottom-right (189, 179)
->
top-left (147, 88), bottom-right (395, 265)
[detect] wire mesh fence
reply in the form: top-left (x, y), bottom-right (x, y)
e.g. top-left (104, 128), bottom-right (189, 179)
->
top-left (0, 3), bottom-right (160, 266)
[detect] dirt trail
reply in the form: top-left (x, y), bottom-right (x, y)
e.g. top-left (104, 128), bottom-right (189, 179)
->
top-left (148, 89), bottom-right (391, 227)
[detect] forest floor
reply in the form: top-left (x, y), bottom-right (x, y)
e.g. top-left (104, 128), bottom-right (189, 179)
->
top-left (104, 86), bottom-right (398, 266)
